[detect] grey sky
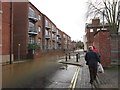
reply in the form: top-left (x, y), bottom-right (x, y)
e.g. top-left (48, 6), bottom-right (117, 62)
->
top-left (29, 0), bottom-right (89, 41)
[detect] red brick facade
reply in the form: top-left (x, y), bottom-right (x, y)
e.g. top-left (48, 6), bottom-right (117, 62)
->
top-left (2, 2), bottom-right (10, 55)
top-left (94, 31), bottom-right (111, 67)
top-left (110, 35), bottom-right (120, 65)
top-left (1, 2), bottom-right (14, 63)
top-left (85, 19), bottom-right (100, 48)
top-left (85, 18), bottom-right (113, 67)
top-left (13, 2), bottom-right (28, 60)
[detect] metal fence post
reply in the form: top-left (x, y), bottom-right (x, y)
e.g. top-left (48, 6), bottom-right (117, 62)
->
top-left (76, 54), bottom-right (78, 62)
top-left (66, 54), bottom-right (67, 62)
top-left (69, 53), bottom-right (71, 59)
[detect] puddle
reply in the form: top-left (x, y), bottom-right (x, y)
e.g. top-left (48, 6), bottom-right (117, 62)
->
top-left (2, 56), bottom-right (60, 88)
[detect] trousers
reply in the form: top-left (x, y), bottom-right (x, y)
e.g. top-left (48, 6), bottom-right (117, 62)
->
top-left (88, 66), bottom-right (97, 83)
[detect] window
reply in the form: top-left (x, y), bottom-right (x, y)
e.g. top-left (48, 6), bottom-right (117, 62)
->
top-left (29, 22), bottom-right (35, 31)
top-left (52, 25), bottom-right (54, 30)
top-left (28, 37), bottom-right (35, 44)
top-left (90, 29), bottom-right (93, 32)
top-left (29, 22), bottom-right (34, 27)
top-left (45, 20), bottom-right (48, 26)
top-left (38, 27), bottom-right (41, 32)
top-left (97, 28), bottom-right (100, 31)
top-left (38, 39), bottom-right (41, 45)
top-left (38, 15), bottom-right (41, 20)
top-left (29, 7), bottom-right (35, 17)
top-left (45, 30), bottom-right (49, 35)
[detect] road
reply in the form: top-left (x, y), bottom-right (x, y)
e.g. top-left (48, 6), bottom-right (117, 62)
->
top-left (2, 51), bottom-right (84, 89)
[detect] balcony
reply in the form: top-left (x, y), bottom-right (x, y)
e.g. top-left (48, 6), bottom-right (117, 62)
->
top-left (57, 40), bottom-right (61, 44)
top-left (29, 17), bottom-right (38, 22)
top-left (52, 29), bottom-right (56, 33)
top-left (45, 35), bottom-right (50, 40)
top-left (52, 37), bottom-right (56, 41)
top-left (57, 33), bottom-right (60, 37)
top-left (28, 28), bottom-right (38, 35)
top-left (118, 15), bottom-right (120, 21)
top-left (45, 24), bottom-right (51, 30)
top-left (58, 35), bottom-right (61, 39)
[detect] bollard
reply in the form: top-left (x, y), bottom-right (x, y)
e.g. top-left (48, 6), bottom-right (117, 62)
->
top-left (69, 53), bottom-right (71, 59)
top-left (78, 53), bottom-right (80, 59)
top-left (76, 54), bottom-right (78, 62)
top-left (66, 54), bottom-right (67, 62)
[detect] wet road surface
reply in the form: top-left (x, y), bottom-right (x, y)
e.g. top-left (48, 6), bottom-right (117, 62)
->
top-left (2, 56), bottom-right (81, 89)
top-left (46, 64), bottom-right (80, 88)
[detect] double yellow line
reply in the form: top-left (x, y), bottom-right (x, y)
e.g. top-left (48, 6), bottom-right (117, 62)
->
top-left (68, 66), bottom-right (80, 90)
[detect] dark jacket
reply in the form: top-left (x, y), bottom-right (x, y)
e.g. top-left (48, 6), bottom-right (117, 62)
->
top-left (85, 50), bottom-right (100, 67)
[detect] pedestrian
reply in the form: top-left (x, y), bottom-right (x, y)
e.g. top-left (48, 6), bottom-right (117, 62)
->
top-left (85, 46), bottom-right (100, 84)
top-left (92, 45), bottom-right (100, 58)
top-left (92, 45), bottom-right (99, 53)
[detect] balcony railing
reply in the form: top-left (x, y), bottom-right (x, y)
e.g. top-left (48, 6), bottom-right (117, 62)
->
top-left (45, 24), bottom-right (51, 30)
top-left (58, 35), bottom-right (61, 39)
top-left (28, 28), bottom-right (38, 35)
top-left (28, 7), bottom-right (38, 22)
top-left (57, 39), bottom-right (61, 44)
top-left (52, 29), bottom-right (56, 33)
top-left (52, 37), bottom-right (56, 41)
top-left (29, 17), bottom-right (38, 22)
top-left (28, 12), bottom-right (38, 22)
top-left (57, 33), bottom-right (60, 37)
top-left (45, 35), bottom-right (50, 40)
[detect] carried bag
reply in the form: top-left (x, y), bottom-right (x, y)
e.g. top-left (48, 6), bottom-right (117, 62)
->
top-left (97, 62), bottom-right (104, 73)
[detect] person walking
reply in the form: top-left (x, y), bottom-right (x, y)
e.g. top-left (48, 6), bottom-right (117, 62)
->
top-left (92, 45), bottom-right (99, 53)
top-left (85, 46), bottom-right (100, 84)
top-left (92, 45), bottom-right (101, 58)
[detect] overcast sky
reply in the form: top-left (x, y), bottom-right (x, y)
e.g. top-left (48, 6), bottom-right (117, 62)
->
top-left (29, 0), bottom-right (89, 41)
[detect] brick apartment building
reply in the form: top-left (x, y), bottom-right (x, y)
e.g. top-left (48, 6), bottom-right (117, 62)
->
top-left (12, 2), bottom-right (43, 60)
top-left (1, 1), bottom-right (71, 64)
top-left (43, 15), bottom-right (58, 50)
top-left (1, 2), bottom-right (14, 64)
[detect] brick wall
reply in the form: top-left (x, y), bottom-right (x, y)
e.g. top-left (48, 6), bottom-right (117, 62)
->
top-left (110, 35), bottom-right (120, 65)
top-left (94, 30), bottom-right (111, 67)
top-left (13, 2), bottom-right (28, 60)
top-left (27, 50), bottom-right (66, 60)
top-left (2, 2), bottom-right (10, 55)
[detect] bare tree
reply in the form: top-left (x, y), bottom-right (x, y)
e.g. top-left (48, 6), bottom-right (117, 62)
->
top-left (86, 0), bottom-right (119, 34)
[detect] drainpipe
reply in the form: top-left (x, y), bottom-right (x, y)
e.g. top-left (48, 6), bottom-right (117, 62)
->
top-left (10, 1), bottom-right (12, 64)
top-left (41, 14), bottom-right (45, 50)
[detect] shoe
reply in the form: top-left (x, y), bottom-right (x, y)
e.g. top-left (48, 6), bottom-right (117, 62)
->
top-left (90, 81), bottom-right (93, 84)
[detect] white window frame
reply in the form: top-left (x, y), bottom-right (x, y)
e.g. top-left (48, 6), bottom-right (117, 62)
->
top-left (38, 15), bottom-right (41, 20)
top-left (90, 29), bottom-right (93, 32)
top-left (38, 27), bottom-right (41, 32)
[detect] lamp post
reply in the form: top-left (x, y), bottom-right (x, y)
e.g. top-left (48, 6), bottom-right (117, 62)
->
top-left (18, 44), bottom-right (21, 60)
top-left (103, 10), bottom-right (105, 30)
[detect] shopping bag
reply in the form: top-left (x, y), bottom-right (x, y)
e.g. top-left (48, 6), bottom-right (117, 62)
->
top-left (97, 62), bottom-right (104, 73)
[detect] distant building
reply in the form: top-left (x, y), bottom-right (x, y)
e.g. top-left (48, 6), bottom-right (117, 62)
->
top-left (85, 19), bottom-right (110, 48)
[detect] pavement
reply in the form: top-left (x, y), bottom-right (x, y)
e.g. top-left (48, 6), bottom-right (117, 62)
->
top-left (58, 54), bottom-right (119, 89)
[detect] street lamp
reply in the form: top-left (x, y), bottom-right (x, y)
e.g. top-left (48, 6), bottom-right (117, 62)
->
top-left (102, 9), bottom-right (105, 30)
top-left (18, 44), bottom-right (21, 60)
